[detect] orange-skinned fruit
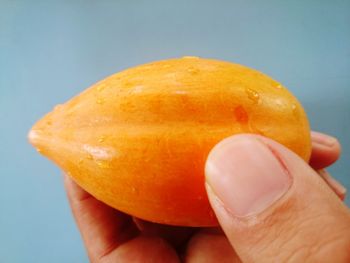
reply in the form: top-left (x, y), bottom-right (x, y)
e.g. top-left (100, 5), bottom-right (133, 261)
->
top-left (28, 57), bottom-right (311, 226)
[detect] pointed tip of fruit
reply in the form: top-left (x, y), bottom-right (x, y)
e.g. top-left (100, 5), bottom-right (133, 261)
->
top-left (28, 128), bottom-right (44, 148)
top-left (28, 117), bottom-right (49, 150)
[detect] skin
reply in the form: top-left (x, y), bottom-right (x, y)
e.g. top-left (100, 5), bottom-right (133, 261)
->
top-left (64, 131), bottom-right (348, 263)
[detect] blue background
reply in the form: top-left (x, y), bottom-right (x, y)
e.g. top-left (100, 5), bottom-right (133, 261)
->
top-left (1, 1), bottom-right (349, 262)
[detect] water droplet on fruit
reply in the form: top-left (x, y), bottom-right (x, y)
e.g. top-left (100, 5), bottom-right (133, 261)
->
top-left (131, 187), bottom-right (140, 195)
top-left (36, 148), bottom-right (42, 153)
top-left (249, 122), bottom-right (265, 136)
top-left (124, 81), bottom-right (133, 88)
top-left (234, 105), bottom-right (249, 123)
top-left (245, 88), bottom-right (260, 103)
top-left (97, 161), bottom-right (109, 168)
top-left (96, 98), bottom-right (105, 105)
top-left (275, 84), bottom-right (282, 89)
top-left (98, 135), bottom-right (106, 143)
top-left (131, 85), bottom-right (144, 94)
top-left (291, 103), bottom-right (298, 116)
top-left (187, 66), bottom-right (199, 74)
top-left (97, 83), bottom-right (106, 91)
top-left (174, 90), bottom-right (187, 95)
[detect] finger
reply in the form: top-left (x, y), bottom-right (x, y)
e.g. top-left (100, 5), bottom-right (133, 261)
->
top-left (185, 229), bottom-right (241, 263)
top-left (105, 236), bottom-right (180, 263)
top-left (309, 131), bottom-right (341, 170)
top-left (318, 169), bottom-right (347, 201)
top-left (205, 134), bottom-right (350, 262)
top-left (64, 175), bottom-right (139, 262)
top-left (133, 218), bottom-right (196, 249)
top-left (309, 132), bottom-right (346, 200)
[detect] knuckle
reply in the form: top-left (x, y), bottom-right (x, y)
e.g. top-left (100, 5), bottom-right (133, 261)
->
top-left (253, 199), bottom-right (350, 262)
top-left (283, 214), bottom-right (350, 262)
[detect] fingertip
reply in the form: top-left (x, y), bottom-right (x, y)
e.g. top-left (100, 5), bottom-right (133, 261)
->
top-left (132, 217), bottom-right (196, 249)
top-left (63, 172), bottom-right (74, 189)
top-left (63, 173), bottom-right (91, 202)
top-left (109, 236), bottom-right (180, 263)
top-left (309, 132), bottom-right (342, 169)
top-left (185, 230), bottom-right (239, 263)
top-left (311, 131), bottom-right (340, 148)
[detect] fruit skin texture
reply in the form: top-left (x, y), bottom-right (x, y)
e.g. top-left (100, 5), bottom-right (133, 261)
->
top-left (28, 57), bottom-right (311, 226)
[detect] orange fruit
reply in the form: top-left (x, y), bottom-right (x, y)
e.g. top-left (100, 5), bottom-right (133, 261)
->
top-left (28, 57), bottom-right (311, 226)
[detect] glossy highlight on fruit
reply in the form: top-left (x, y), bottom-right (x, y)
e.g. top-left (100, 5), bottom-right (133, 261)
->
top-left (28, 57), bottom-right (311, 226)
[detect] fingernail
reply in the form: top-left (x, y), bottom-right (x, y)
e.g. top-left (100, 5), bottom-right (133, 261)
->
top-left (311, 131), bottom-right (338, 147)
top-left (205, 137), bottom-right (291, 217)
top-left (318, 169), bottom-right (347, 201)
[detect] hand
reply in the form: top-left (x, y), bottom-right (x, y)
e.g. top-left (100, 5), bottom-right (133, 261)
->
top-left (64, 131), bottom-right (348, 262)
top-left (205, 131), bottom-right (349, 262)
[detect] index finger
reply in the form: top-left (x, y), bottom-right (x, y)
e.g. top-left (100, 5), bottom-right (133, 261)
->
top-left (64, 174), bottom-right (139, 262)
top-left (309, 131), bottom-right (341, 170)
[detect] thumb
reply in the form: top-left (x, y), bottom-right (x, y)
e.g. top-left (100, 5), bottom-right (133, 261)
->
top-left (205, 134), bottom-right (350, 263)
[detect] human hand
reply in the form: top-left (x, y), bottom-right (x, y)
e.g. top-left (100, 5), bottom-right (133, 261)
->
top-left (64, 131), bottom-right (348, 262)
top-left (205, 131), bottom-right (349, 262)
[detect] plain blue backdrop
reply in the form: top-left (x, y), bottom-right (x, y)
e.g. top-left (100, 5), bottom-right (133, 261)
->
top-left (1, 1), bottom-right (349, 262)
